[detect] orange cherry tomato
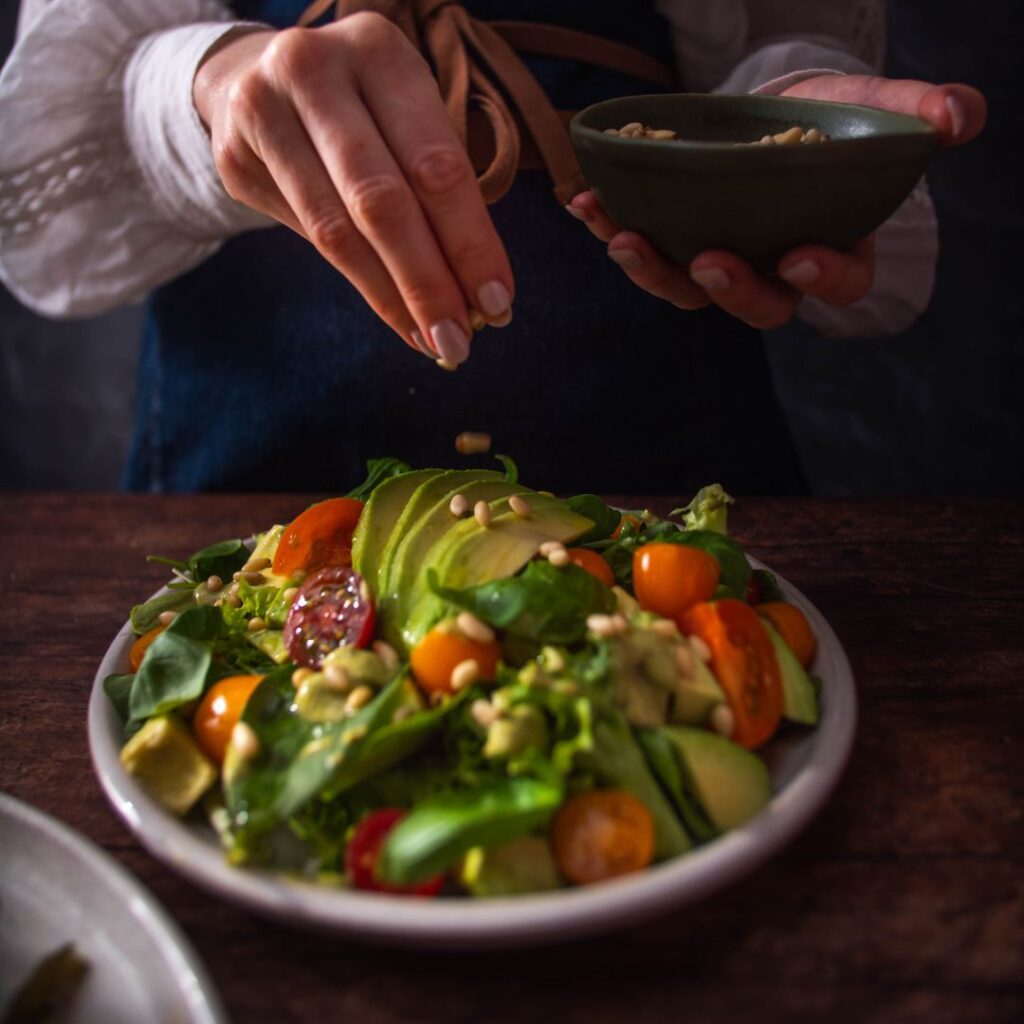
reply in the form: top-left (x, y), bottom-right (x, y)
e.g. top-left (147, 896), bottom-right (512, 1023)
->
top-left (567, 548), bottom-right (615, 587)
top-left (611, 514), bottom-right (642, 540)
top-left (552, 789), bottom-right (654, 885)
top-left (192, 674), bottom-right (264, 764)
top-left (632, 543), bottom-right (720, 619)
top-left (129, 625), bottom-right (165, 671)
top-left (410, 626), bottom-right (500, 696)
top-left (678, 599), bottom-right (783, 749)
top-left (272, 497), bottom-right (364, 577)
top-left (756, 601), bottom-right (816, 668)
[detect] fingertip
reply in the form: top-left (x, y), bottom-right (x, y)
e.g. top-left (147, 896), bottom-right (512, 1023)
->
top-left (920, 84), bottom-right (987, 145)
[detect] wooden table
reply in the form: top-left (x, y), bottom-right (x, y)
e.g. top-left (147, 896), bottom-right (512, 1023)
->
top-left (2, 494), bottom-right (1021, 1024)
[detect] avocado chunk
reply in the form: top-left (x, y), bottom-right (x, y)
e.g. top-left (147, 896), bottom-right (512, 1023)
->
top-left (120, 715), bottom-right (218, 815)
top-left (247, 628), bottom-right (289, 664)
top-left (763, 622), bottom-right (819, 725)
top-left (661, 726), bottom-right (771, 831)
top-left (351, 469), bottom-right (444, 587)
top-left (459, 836), bottom-right (562, 896)
top-left (401, 495), bottom-right (593, 649)
top-left (670, 646), bottom-right (727, 725)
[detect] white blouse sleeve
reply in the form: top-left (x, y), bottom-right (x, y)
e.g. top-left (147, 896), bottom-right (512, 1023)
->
top-left (0, 0), bottom-right (271, 318)
top-left (657, 0), bottom-right (939, 338)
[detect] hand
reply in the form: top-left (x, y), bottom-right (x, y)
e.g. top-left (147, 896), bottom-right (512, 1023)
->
top-left (567, 76), bottom-right (987, 329)
top-left (193, 14), bottom-right (514, 363)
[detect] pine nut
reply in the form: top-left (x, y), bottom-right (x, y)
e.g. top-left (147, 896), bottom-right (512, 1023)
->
top-left (621, 121), bottom-right (643, 136)
top-left (469, 308), bottom-right (486, 331)
top-left (650, 618), bottom-right (677, 639)
top-left (345, 685), bottom-right (374, 712)
top-left (649, 128), bottom-right (678, 140)
top-left (611, 613), bottom-right (630, 635)
top-left (283, 587), bottom-right (298, 602)
top-left (456, 611), bottom-right (495, 644)
top-left (586, 613), bottom-right (616, 637)
top-left (157, 610), bottom-right (178, 626)
top-left (773, 126), bottom-right (804, 146)
top-left (689, 635), bottom-right (712, 662)
top-left (470, 698), bottom-right (498, 728)
top-left (548, 547), bottom-right (570, 567)
top-left (206, 575), bottom-right (223, 592)
top-left (711, 703), bottom-right (735, 738)
top-left (450, 658), bottom-right (480, 691)
top-left (508, 495), bottom-right (532, 517)
top-left (456, 431), bottom-right (492, 455)
top-left (243, 571), bottom-right (265, 586)
top-left (803, 127), bottom-right (822, 144)
top-left (247, 616), bottom-right (266, 632)
top-left (437, 359), bottom-right (458, 372)
top-left (342, 724), bottom-right (368, 744)
top-left (323, 663), bottom-right (351, 691)
top-left (291, 667), bottom-right (313, 688)
top-left (474, 501), bottom-right (492, 528)
top-left (449, 493), bottom-right (470, 517)
top-left (231, 722), bottom-right (260, 759)
top-left (372, 640), bottom-right (399, 671)
top-left (604, 127), bottom-right (620, 136)
top-left (675, 643), bottom-right (694, 676)
top-left (538, 540), bottom-right (564, 557)
top-left (223, 594), bottom-right (242, 608)
top-left (243, 557), bottom-right (271, 572)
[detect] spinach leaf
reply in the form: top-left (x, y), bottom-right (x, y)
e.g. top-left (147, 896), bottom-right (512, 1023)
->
top-left (186, 539), bottom-right (249, 581)
top-left (127, 606), bottom-right (221, 724)
top-left (752, 568), bottom-right (784, 603)
top-left (130, 590), bottom-right (194, 635)
top-left (636, 728), bottom-right (718, 843)
top-left (567, 494), bottom-right (621, 545)
top-left (378, 774), bottom-right (564, 884)
top-left (346, 457), bottom-right (414, 501)
top-left (428, 560), bottom-right (615, 646)
top-left (103, 674), bottom-right (134, 723)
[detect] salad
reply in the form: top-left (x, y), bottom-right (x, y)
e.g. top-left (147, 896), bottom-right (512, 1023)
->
top-left (106, 458), bottom-right (821, 897)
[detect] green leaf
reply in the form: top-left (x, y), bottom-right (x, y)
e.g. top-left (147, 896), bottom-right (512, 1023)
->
top-left (186, 539), bottom-right (249, 582)
top-left (494, 453), bottom-right (518, 484)
top-left (378, 775), bottom-right (564, 885)
top-left (671, 484), bottom-right (734, 535)
top-left (129, 590), bottom-right (194, 635)
top-left (428, 560), bottom-right (615, 646)
top-left (103, 674), bottom-right (134, 723)
top-left (567, 494), bottom-right (621, 545)
top-left (635, 728), bottom-right (718, 843)
top-left (752, 569), bottom-right (784, 603)
top-left (346, 457), bottom-right (414, 501)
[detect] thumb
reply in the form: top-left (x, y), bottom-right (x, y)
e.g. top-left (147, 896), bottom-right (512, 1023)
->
top-left (783, 75), bottom-right (987, 147)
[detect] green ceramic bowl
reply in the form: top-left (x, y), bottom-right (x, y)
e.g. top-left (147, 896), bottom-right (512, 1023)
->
top-left (570, 93), bottom-right (939, 272)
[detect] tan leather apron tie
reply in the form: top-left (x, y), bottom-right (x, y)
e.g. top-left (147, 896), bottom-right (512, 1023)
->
top-left (297, 0), bottom-right (677, 204)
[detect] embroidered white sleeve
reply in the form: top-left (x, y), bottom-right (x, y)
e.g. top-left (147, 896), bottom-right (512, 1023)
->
top-left (0, 0), bottom-right (270, 318)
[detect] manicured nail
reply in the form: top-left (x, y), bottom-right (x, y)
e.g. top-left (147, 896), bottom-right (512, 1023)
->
top-left (564, 203), bottom-right (588, 222)
top-left (477, 280), bottom-right (511, 319)
top-left (490, 308), bottom-right (513, 328)
top-left (690, 267), bottom-right (730, 292)
top-left (779, 259), bottom-right (820, 288)
top-left (608, 248), bottom-right (642, 272)
top-left (410, 329), bottom-right (436, 357)
top-left (430, 320), bottom-right (470, 365)
top-left (945, 94), bottom-right (965, 139)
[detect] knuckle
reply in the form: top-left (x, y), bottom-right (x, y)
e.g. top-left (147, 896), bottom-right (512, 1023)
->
top-left (341, 11), bottom-right (403, 55)
top-left (261, 28), bottom-right (314, 79)
top-left (346, 175), bottom-right (409, 230)
top-left (307, 207), bottom-right (360, 261)
top-left (399, 276), bottom-right (446, 312)
top-left (447, 234), bottom-right (497, 272)
top-left (226, 68), bottom-right (271, 122)
top-left (407, 146), bottom-right (470, 198)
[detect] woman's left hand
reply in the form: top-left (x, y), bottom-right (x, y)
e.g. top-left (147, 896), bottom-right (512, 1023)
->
top-left (567, 77), bottom-right (987, 329)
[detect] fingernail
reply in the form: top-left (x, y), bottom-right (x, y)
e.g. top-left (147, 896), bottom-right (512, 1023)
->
top-left (779, 260), bottom-right (820, 287)
top-left (564, 203), bottom-right (588, 222)
top-left (945, 94), bottom-right (965, 139)
top-left (477, 280), bottom-right (511, 319)
top-left (430, 320), bottom-right (470, 365)
top-left (410, 329), bottom-right (436, 357)
top-left (608, 247), bottom-right (642, 272)
top-left (690, 267), bottom-right (730, 292)
top-left (490, 308), bottom-right (513, 328)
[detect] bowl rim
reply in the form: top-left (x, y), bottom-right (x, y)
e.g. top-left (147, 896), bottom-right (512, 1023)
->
top-left (88, 556), bottom-right (856, 949)
top-left (570, 92), bottom-right (938, 151)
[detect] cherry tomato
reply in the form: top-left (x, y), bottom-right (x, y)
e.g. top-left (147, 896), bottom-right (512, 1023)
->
top-left (567, 548), bottom-right (615, 587)
top-left (678, 599), bottom-right (783, 749)
top-left (755, 601), bottom-right (816, 668)
top-left (192, 674), bottom-right (264, 764)
top-left (283, 566), bottom-right (375, 668)
top-left (272, 497), bottom-right (364, 577)
top-left (410, 625), bottom-right (500, 696)
top-left (552, 790), bottom-right (654, 885)
top-left (632, 543), bottom-right (720, 619)
top-left (346, 808), bottom-right (444, 896)
top-left (611, 514), bottom-right (642, 540)
top-left (129, 625), bottom-right (165, 671)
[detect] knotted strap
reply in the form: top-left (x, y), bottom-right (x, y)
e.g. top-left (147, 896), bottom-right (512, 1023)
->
top-left (297, 0), bottom-right (676, 204)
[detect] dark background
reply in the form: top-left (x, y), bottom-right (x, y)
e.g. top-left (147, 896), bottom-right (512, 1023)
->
top-left (1, 1), bottom-right (1021, 493)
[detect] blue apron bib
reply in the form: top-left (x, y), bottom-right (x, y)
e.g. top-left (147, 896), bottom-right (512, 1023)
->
top-left (126, 0), bottom-right (806, 495)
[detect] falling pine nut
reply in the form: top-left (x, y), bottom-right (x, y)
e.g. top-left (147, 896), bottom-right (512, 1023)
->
top-left (469, 309), bottom-right (486, 331)
top-left (455, 431), bottom-right (492, 455)
top-left (437, 359), bottom-right (458, 372)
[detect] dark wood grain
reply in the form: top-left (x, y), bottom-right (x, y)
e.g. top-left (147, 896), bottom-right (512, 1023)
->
top-left (1, 494), bottom-right (1022, 1024)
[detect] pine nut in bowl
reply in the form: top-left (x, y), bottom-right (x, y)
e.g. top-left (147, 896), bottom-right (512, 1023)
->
top-left (569, 93), bottom-right (939, 272)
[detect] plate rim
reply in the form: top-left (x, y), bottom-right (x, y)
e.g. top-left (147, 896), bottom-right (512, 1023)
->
top-left (88, 557), bottom-right (856, 948)
top-left (0, 791), bottom-right (228, 1023)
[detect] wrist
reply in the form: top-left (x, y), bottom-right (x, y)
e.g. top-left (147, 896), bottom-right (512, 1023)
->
top-left (193, 27), bottom-right (275, 130)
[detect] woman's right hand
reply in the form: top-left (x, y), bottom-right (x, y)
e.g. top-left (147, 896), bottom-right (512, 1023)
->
top-left (193, 13), bottom-right (514, 365)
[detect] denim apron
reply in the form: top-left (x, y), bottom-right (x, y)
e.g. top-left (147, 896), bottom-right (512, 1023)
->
top-left (125, 0), bottom-right (807, 495)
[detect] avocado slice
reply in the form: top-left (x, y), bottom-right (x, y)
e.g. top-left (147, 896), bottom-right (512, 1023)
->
top-left (670, 645), bottom-right (727, 725)
top-left (401, 495), bottom-right (593, 649)
top-left (459, 836), bottom-right (562, 896)
top-left (377, 469), bottom-right (505, 598)
top-left (763, 622), bottom-right (819, 725)
top-left (120, 715), bottom-right (218, 815)
top-left (661, 725), bottom-right (771, 831)
top-left (351, 469), bottom-right (444, 587)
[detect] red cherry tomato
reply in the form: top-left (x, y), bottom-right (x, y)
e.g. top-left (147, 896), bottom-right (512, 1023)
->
top-left (632, 543), bottom-right (720, 619)
top-left (283, 566), bottom-right (375, 668)
top-left (346, 808), bottom-right (444, 896)
top-left (611, 514), bottom-right (642, 540)
top-left (566, 548), bottom-right (615, 587)
top-left (272, 497), bottom-right (364, 576)
top-left (192, 674), bottom-right (264, 764)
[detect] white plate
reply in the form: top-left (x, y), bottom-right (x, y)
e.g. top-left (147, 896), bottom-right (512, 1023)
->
top-left (0, 792), bottom-right (226, 1023)
top-left (88, 558), bottom-right (855, 949)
